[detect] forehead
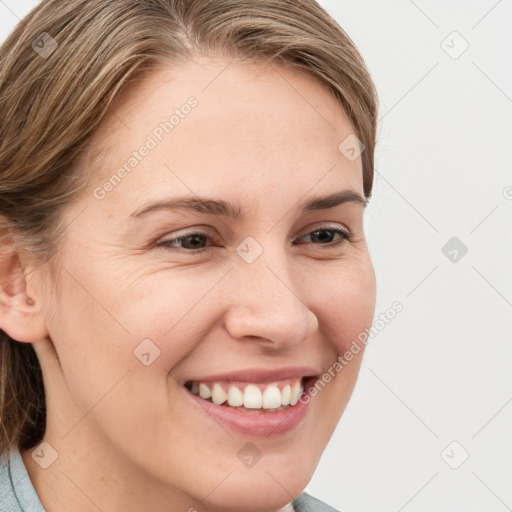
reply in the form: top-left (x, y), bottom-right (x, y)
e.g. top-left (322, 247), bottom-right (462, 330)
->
top-left (79, 57), bottom-right (364, 217)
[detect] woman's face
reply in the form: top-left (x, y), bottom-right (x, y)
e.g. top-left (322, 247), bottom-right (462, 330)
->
top-left (26, 57), bottom-right (376, 512)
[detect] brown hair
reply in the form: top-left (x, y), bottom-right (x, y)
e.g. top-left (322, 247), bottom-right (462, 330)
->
top-left (0, 0), bottom-right (378, 457)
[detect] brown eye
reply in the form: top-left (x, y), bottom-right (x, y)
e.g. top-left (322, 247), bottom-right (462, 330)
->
top-left (157, 231), bottom-right (212, 252)
top-left (156, 225), bottom-right (352, 256)
top-left (294, 227), bottom-right (351, 247)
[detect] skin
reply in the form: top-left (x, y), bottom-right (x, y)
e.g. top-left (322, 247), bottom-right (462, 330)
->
top-left (0, 56), bottom-right (376, 512)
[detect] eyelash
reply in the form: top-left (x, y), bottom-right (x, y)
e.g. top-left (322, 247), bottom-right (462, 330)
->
top-left (156, 225), bottom-right (353, 254)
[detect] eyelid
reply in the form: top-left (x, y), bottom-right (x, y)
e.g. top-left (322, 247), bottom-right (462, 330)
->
top-left (295, 222), bottom-right (350, 237)
top-left (293, 224), bottom-right (352, 246)
top-left (156, 222), bottom-right (352, 252)
top-left (156, 226), bottom-right (219, 247)
top-left (160, 225), bottom-right (217, 240)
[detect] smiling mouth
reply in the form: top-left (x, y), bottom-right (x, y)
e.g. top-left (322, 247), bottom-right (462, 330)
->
top-left (184, 376), bottom-right (316, 412)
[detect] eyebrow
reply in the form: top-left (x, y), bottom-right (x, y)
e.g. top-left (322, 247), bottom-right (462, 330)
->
top-left (130, 189), bottom-right (367, 220)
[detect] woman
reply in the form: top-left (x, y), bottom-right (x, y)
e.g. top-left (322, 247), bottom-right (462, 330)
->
top-left (0, 1), bottom-right (378, 511)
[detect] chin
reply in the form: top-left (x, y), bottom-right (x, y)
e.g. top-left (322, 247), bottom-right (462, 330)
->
top-left (197, 449), bottom-right (317, 512)
top-left (204, 478), bottom-right (306, 512)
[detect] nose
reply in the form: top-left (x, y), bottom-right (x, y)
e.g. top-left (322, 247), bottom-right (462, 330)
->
top-left (222, 245), bottom-right (319, 349)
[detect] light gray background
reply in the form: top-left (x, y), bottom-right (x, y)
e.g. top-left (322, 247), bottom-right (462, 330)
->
top-left (1, 1), bottom-right (511, 511)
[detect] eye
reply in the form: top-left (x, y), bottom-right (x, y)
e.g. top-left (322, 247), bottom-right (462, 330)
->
top-left (156, 230), bottom-right (213, 253)
top-left (293, 226), bottom-right (352, 248)
top-left (156, 224), bottom-right (352, 255)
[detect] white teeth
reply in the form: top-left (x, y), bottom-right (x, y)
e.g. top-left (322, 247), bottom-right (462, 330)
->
top-left (211, 383), bottom-right (227, 405)
top-left (290, 381), bottom-right (302, 405)
top-left (244, 384), bottom-right (262, 409)
top-left (198, 383), bottom-right (211, 399)
top-left (227, 385), bottom-right (244, 407)
top-left (281, 384), bottom-right (291, 406)
top-left (188, 377), bottom-right (307, 410)
top-left (262, 385), bottom-right (282, 409)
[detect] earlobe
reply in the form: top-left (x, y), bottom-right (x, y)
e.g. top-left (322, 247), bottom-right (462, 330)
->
top-left (0, 248), bottom-right (49, 344)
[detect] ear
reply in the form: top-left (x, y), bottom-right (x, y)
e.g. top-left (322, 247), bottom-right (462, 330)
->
top-left (0, 231), bottom-right (49, 343)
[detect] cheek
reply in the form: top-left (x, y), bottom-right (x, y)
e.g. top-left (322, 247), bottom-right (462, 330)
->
top-left (47, 266), bottom-right (205, 456)
top-left (110, 266), bottom-right (226, 370)
top-left (45, 270), bottom-right (143, 418)
top-left (59, 257), bottom-right (221, 358)
top-left (309, 258), bottom-right (377, 354)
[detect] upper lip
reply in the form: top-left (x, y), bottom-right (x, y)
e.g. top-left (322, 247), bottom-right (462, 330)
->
top-left (183, 366), bottom-right (319, 384)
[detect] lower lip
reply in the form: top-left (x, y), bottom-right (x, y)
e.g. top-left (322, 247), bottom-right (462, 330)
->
top-left (183, 381), bottom-right (313, 438)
